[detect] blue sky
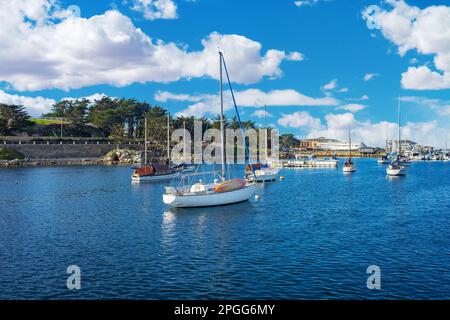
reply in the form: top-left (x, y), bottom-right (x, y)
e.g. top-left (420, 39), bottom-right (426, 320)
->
top-left (0, 0), bottom-right (449, 147)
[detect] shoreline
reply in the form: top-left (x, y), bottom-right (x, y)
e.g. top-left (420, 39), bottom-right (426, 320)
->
top-left (0, 158), bottom-right (139, 168)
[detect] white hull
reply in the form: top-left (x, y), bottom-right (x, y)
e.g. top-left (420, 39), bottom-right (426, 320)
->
top-left (386, 167), bottom-right (406, 176)
top-left (343, 165), bottom-right (356, 173)
top-left (247, 168), bottom-right (280, 182)
top-left (377, 159), bottom-right (390, 165)
top-left (132, 171), bottom-right (180, 182)
top-left (163, 184), bottom-right (256, 208)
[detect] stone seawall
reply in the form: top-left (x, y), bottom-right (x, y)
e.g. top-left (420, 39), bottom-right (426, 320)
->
top-left (3, 144), bottom-right (142, 160)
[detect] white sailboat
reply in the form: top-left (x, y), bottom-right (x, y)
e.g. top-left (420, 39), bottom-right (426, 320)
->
top-left (245, 106), bottom-right (280, 182)
top-left (378, 123), bottom-right (391, 164)
top-left (246, 164), bottom-right (280, 182)
top-left (387, 97), bottom-right (406, 177)
top-left (343, 127), bottom-right (356, 173)
top-left (132, 116), bottom-right (180, 182)
top-left (163, 51), bottom-right (256, 208)
top-left (173, 121), bottom-right (196, 173)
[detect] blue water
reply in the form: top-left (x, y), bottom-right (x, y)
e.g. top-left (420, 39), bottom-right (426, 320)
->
top-left (0, 159), bottom-right (449, 299)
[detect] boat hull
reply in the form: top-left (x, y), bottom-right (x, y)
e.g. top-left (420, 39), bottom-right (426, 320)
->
top-left (132, 171), bottom-right (180, 182)
top-left (246, 168), bottom-right (280, 182)
top-left (386, 167), bottom-right (406, 176)
top-left (343, 165), bottom-right (356, 173)
top-left (163, 184), bottom-right (256, 208)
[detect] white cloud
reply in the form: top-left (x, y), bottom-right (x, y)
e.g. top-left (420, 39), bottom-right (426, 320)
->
top-left (278, 110), bottom-right (447, 148)
top-left (251, 110), bottom-right (273, 119)
top-left (286, 51), bottom-right (304, 61)
top-left (363, 0), bottom-right (450, 90)
top-left (400, 96), bottom-right (450, 116)
top-left (322, 78), bottom-right (348, 93)
top-left (294, 0), bottom-right (329, 8)
top-left (277, 111), bottom-right (323, 130)
top-left (161, 88), bottom-right (340, 117)
top-left (0, 1), bottom-right (300, 91)
top-left (0, 89), bottom-right (55, 117)
top-left (322, 79), bottom-right (338, 91)
top-left (0, 90), bottom-right (113, 117)
top-left (155, 91), bottom-right (203, 102)
top-left (363, 73), bottom-right (379, 81)
top-left (131, 0), bottom-right (177, 20)
top-left (360, 95), bottom-right (369, 101)
top-left (336, 104), bottom-right (366, 113)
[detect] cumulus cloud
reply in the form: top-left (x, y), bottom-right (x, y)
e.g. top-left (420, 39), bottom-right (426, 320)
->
top-left (286, 51), bottom-right (304, 61)
top-left (278, 111), bottom-right (323, 130)
top-left (131, 0), bottom-right (177, 20)
top-left (0, 89), bottom-right (55, 117)
top-left (251, 110), bottom-right (273, 119)
top-left (0, 90), bottom-right (112, 117)
top-left (277, 110), bottom-right (448, 148)
top-left (0, 1), bottom-right (301, 91)
top-left (363, 0), bottom-right (450, 90)
top-left (400, 96), bottom-right (450, 116)
top-left (158, 89), bottom-right (340, 117)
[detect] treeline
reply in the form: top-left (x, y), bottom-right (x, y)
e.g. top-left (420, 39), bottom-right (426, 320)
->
top-left (0, 98), bottom-right (299, 149)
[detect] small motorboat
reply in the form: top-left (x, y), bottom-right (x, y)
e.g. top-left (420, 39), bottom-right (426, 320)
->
top-left (245, 163), bottom-right (280, 182)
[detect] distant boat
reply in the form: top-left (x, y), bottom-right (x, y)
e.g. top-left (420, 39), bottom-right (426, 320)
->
top-left (132, 117), bottom-right (180, 182)
top-left (163, 51), bottom-right (256, 208)
top-left (387, 96), bottom-right (406, 177)
top-left (377, 155), bottom-right (390, 165)
top-left (386, 158), bottom-right (406, 176)
top-left (343, 128), bottom-right (356, 173)
top-left (245, 163), bottom-right (280, 182)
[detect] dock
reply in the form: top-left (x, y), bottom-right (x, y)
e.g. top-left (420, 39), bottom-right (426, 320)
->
top-left (281, 158), bottom-right (339, 168)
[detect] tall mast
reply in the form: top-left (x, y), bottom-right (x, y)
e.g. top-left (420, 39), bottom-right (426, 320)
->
top-left (183, 121), bottom-right (186, 162)
top-left (264, 104), bottom-right (267, 128)
top-left (398, 96), bottom-right (401, 155)
top-left (385, 122), bottom-right (388, 152)
top-left (167, 112), bottom-right (170, 163)
top-left (348, 127), bottom-right (352, 160)
top-left (144, 117), bottom-right (148, 165)
top-left (219, 51), bottom-right (226, 180)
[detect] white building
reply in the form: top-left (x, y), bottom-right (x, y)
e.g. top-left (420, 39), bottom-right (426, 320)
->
top-left (316, 141), bottom-right (366, 151)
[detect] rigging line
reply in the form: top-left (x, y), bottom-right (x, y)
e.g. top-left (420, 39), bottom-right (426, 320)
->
top-left (220, 53), bottom-right (256, 179)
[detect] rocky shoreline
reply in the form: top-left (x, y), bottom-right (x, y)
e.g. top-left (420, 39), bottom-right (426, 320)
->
top-left (0, 148), bottom-right (143, 168)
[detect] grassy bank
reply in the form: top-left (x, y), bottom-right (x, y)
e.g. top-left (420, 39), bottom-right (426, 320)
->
top-left (0, 148), bottom-right (25, 160)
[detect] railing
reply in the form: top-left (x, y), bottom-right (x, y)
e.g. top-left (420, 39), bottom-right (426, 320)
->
top-left (0, 137), bottom-right (144, 145)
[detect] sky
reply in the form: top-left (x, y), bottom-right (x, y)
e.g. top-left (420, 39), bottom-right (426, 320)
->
top-left (0, 0), bottom-right (449, 148)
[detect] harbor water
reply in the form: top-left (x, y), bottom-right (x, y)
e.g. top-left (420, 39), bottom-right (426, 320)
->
top-left (0, 159), bottom-right (448, 299)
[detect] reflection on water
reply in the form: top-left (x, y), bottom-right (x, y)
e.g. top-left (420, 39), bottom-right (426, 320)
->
top-left (0, 160), bottom-right (449, 299)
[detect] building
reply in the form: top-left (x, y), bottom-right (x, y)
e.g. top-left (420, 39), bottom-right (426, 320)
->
top-left (316, 141), bottom-right (367, 151)
top-left (387, 139), bottom-right (417, 153)
top-left (299, 137), bottom-right (339, 150)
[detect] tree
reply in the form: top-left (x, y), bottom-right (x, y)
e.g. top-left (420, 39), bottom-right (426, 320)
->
top-left (88, 97), bottom-right (122, 137)
top-left (0, 104), bottom-right (34, 135)
top-left (280, 133), bottom-right (300, 150)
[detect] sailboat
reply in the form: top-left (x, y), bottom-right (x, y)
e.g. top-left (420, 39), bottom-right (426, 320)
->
top-left (131, 116), bottom-right (180, 182)
top-left (245, 105), bottom-right (280, 182)
top-left (163, 51), bottom-right (256, 208)
top-left (173, 121), bottom-right (196, 173)
top-left (343, 127), bottom-right (356, 173)
top-left (386, 97), bottom-right (406, 177)
top-left (378, 123), bottom-right (391, 164)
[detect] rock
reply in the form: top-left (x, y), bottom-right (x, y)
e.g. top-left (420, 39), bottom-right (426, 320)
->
top-left (103, 148), bottom-right (140, 164)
